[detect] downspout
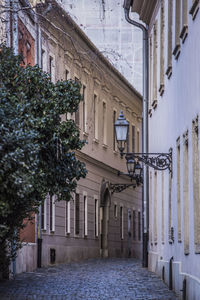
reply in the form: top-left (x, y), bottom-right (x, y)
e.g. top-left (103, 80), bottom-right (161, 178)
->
top-left (123, 0), bottom-right (149, 268)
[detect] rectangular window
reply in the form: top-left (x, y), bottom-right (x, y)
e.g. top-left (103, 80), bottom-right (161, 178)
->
top-left (127, 122), bottom-right (130, 152)
top-left (192, 118), bottom-right (200, 253)
top-left (133, 210), bottom-right (136, 240)
top-left (149, 35), bottom-right (153, 113)
top-left (95, 198), bottom-right (98, 237)
top-left (152, 21), bottom-right (158, 109)
top-left (94, 94), bottom-right (98, 139)
top-left (137, 131), bottom-right (140, 152)
top-left (113, 110), bottom-right (117, 151)
top-left (84, 195), bottom-right (88, 237)
top-left (138, 211), bottom-right (141, 241)
top-left (166, 0), bottom-right (173, 78)
top-left (82, 85), bottom-right (86, 132)
top-left (168, 162), bottom-right (172, 242)
top-left (159, 0), bottom-right (165, 96)
top-left (120, 206), bottom-right (124, 240)
top-left (132, 125), bottom-right (135, 153)
top-left (41, 198), bottom-right (47, 230)
top-left (41, 50), bottom-right (46, 71)
top-left (102, 102), bottom-right (107, 145)
top-left (114, 204), bottom-right (117, 218)
top-left (173, 0), bottom-right (181, 59)
top-left (65, 200), bottom-right (70, 235)
top-left (177, 138), bottom-right (181, 242)
top-left (50, 195), bottom-right (55, 232)
top-left (149, 172), bottom-right (153, 244)
top-left (161, 172), bottom-right (165, 243)
top-left (180, 0), bottom-right (188, 42)
top-left (154, 171), bottom-right (157, 244)
top-left (183, 132), bottom-right (189, 254)
top-left (65, 69), bottom-right (69, 80)
top-left (49, 56), bottom-right (53, 77)
top-left (75, 193), bottom-right (80, 235)
top-left (75, 77), bottom-right (80, 126)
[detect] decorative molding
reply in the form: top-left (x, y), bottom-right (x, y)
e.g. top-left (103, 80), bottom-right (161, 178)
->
top-left (113, 96), bottom-right (120, 103)
top-left (74, 59), bottom-right (82, 68)
top-left (173, 44), bottom-right (181, 60)
top-left (149, 108), bottom-right (152, 117)
top-left (83, 67), bottom-right (90, 75)
top-left (166, 65), bottom-right (172, 79)
top-left (152, 99), bottom-right (157, 110)
top-left (180, 25), bottom-right (188, 43)
top-left (64, 50), bottom-right (73, 60)
top-left (102, 85), bottom-right (110, 93)
top-left (94, 77), bottom-right (101, 86)
top-left (183, 130), bottom-right (189, 145)
top-left (176, 136), bottom-right (180, 147)
top-left (192, 115), bottom-right (198, 134)
top-left (126, 106), bottom-right (132, 113)
top-left (159, 84), bottom-right (165, 96)
top-left (189, 0), bottom-right (199, 20)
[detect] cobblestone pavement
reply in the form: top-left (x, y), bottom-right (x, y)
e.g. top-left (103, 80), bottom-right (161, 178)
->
top-left (0, 258), bottom-right (178, 300)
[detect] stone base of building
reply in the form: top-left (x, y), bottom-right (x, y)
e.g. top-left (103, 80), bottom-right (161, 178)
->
top-left (149, 251), bottom-right (200, 300)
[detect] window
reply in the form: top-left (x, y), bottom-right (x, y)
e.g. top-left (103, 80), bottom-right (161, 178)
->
top-left (132, 125), bottom-right (135, 153)
top-left (180, 0), bottom-right (188, 42)
top-left (114, 204), bottom-right (117, 219)
top-left (189, 0), bottom-right (199, 20)
top-left (177, 138), bottom-right (181, 242)
top-left (95, 198), bottom-right (98, 237)
top-left (82, 85), bottom-right (86, 132)
top-left (149, 35), bottom-right (153, 114)
top-left (65, 200), bottom-right (70, 235)
top-left (168, 158), bottom-right (173, 243)
top-left (138, 211), bottom-right (141, 241)
top-left (65, 69), bottom-right (69, 80)
top-left (152, 21), bottom-right (158, 109)
top-left (137, 130), bottom-right (140, 152)
top-left (154, 171), bottom-right (157, 244)
top-left (94, 94), bottom-right (98, 139)
top-left (113, 110), bottom-right (117, 151)
top-left (126, 121), bottom-right (130, 152)
top-left (173, 0), bottom-right (181, 59)
top-left (41, 50), bottom-right (46, 71)
top-left (83, 194), bottom-right (88, 237)
top-left (159, 0), bottom-right (165, 96)
top-left (166, 0), bottom-right (173, 78)
top-left (102, 102), bottom-right (107, 145)
top-left (192, 117), bottom-right (200, 253)
top-left (41, 198), bottom-right (47, 231)
top-left (50, 195), bottom-right (55, 232)
top-left (183, 131), bottom-right (189, 254)
top-left (133, 210), bottom-right (136, 240)
top-left (161, 172), bottom-right (165, 244)
top-left (149, 172), bottom-right (153, 244)
top-left (120, 206), bottom-right (124, 240)
top-left (75, 77), bottom-right (80, 126)
top-left (75, 193), bottom-right (80, 235)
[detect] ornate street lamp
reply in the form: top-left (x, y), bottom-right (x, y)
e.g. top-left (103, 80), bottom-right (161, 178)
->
top-left (114, 111), bottom-right (172, 182)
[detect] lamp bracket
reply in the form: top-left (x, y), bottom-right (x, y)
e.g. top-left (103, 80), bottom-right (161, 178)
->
top-left (110, 183), bottom-right (136, 194)
top-left (125, 151), bottom-right (172, 172)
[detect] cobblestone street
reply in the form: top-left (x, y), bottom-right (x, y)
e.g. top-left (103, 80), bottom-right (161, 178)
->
top-left (0, 258), bottom-right (178, 300)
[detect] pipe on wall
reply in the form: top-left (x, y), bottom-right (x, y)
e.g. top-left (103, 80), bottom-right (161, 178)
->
top-left (123, 0), bottom-right (149, 268)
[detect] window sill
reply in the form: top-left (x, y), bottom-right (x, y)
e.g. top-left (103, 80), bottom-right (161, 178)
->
top-left (152, 100), bottom-right (157, 110)
top-left (166, 65), bottom-right (172, 79)
top-left (173, 44), bottom-right (181, 60)
top-left (159, 84), bottom-right (165, 96)
top-left (113, 150), bottom-right (118, 155)
top-left (180, 25), bottom-right (188, 43)
top-left (83, 131), bottom-right (89, 138)
top-left (50, 230), bottom-right (55, 234)
top-left (189, 0), bottom-right (199, 20)
top-left (65, 233), bottom-right (70, 237)
top-left (93, 138), bottom-right (99, 144)
top-left (102, 143), bottom-right (108, 149)
top-left (149, 108), bottom-right (152, 117)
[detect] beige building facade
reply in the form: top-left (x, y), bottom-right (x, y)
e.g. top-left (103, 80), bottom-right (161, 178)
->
top-left (38, 1), bottom-right (143, 267)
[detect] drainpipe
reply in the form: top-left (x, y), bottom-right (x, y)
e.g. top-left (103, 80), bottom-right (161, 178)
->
top-left (123, 0), bottom-right (149, 268)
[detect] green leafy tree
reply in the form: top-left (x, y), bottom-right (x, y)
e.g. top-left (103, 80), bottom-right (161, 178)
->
top-left (0, 45), bottom-right (87, 277)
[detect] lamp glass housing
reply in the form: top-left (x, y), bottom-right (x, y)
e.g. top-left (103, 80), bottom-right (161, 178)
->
top-left (134, 161), bottom-right (142, 177)
top-left (114, 111), bottom-right (129, 152)
top-left (127, 158), bottom-right (135, 176)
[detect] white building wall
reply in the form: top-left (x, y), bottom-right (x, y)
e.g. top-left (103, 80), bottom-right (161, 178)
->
top-left (149, 0), bottom-right (200, 299)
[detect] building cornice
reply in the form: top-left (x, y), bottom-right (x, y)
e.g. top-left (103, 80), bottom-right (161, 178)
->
top-left (131, 0), bottom-right (158, 26)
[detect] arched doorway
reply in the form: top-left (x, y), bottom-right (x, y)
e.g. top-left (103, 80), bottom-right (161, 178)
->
top-left (100, 181), bottom-right (111, 258)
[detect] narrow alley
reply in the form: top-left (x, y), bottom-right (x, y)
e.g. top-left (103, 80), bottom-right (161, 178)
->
top-left (0, 258), bottom-right (178, 300)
